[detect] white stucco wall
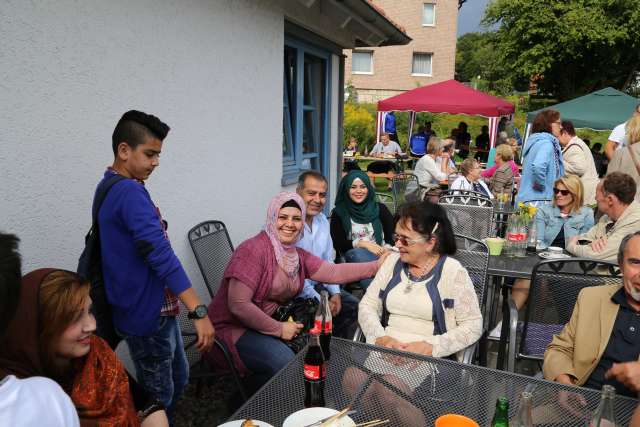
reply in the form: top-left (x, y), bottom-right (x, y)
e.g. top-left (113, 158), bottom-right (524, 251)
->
top-left (1, 0), bottom-right (285, 284)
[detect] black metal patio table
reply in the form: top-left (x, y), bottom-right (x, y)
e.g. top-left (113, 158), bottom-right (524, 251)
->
top-left (230, 339), bottom-right (637, 426)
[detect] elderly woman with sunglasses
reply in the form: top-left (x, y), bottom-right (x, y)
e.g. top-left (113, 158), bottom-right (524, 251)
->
top-left (358, 201), bottom-right (482, 360)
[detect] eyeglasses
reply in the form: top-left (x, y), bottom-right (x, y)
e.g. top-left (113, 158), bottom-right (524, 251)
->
top-left (553, 187), bottom-right (571, 196)
top-left (393, 223), bottom-right (438, 246)
top-left (392, 233), bottom-right (427, 246)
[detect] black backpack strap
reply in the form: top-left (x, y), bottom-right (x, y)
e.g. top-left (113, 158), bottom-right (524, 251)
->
top-left (91, 174), bottom-right (127, 225)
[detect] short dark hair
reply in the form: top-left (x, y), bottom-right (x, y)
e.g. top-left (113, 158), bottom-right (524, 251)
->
top-left (561, 120), bottom-right (576, 136)
top-left (602, 172), bottom-right (637, 205)
top-left (297, 170), bottom-right (327, 191)
top-left (618, 231), bottom-right (640, 266)
top-left (592, 142), bottom-right (602, 151)
top-left (111, 110), bottom-right (170, 155)
top-left (0, 233), bottom-right (21, 340)
top-left (531, 109), bottom-right (560, 134)
top-left (395, 201), bottom-right (456, 255)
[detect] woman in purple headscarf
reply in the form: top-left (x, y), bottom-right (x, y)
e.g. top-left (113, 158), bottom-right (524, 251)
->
top-left (206, 192), bottom-right (384, 389)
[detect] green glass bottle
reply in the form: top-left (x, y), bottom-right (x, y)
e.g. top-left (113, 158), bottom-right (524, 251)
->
top-left (491, 397), bottom-right (510, 427)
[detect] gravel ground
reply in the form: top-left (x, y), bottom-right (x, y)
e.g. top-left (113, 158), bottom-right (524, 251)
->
top-left (174, 376), bottom-right (239, 427)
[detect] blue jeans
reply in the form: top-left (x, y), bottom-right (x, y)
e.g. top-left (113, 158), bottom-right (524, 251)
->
top-left (345, 247), bottom-right (379, 289)
top-left (124, 316), bottom-right (189, 423)
top-left (236, 329), bottom-right (294, 390)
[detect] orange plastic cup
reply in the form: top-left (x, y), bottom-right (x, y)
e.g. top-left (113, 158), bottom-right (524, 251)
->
top-left (434, 414), bottom-right (479, 427)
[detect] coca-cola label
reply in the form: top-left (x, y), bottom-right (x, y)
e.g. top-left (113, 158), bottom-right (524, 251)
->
top-left (314, 319), bottom-right (332, 333)
top-left (304, 364), bottom-right (322, 380)
top-left (507, 232), bottom-right (526, 242)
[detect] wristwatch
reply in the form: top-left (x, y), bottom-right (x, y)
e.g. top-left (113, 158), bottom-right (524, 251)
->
top-left (187, 304), bottom-right (208, 320)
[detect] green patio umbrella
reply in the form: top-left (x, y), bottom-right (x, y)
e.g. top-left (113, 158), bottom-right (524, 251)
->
top-left (526, 87), bottom-right (639, 130)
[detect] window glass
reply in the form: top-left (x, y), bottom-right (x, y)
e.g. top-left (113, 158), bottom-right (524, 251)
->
top-left (422, 3), bottom-right (435, 25)
top-left (412, 53), bottom-right (433, 75)
top-left (352, 51), bottom-right (373, 73)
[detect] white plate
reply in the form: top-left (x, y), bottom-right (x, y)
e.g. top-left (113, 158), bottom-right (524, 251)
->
top-left (217, 420), bottom-right (274, 427)
top-left (283, 408), bottom-right (356, 427)
top-left (538, 251), bottom-right (571, 260)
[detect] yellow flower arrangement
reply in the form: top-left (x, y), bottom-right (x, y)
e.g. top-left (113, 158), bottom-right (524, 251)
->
top-left (516, 202), bottom-right (537, 222)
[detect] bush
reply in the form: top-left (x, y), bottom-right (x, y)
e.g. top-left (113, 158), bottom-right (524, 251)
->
top-left (344, 103), bottom-right (376, 152)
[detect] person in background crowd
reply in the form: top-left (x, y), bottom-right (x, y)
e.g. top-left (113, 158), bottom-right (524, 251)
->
top-left (558, 121), bottom-right (599, 206)
top-left (516, 109), bottom-right (565, 203)
top-left (485, 144), bottom-right (516, 196)
top-left (482, 144), bottom-right (520, 180)
top-left (591, 142), bottom-right (609, 178)
top-left (605, 104), bottom-right (640, 160)
top-left (435, 138), bottom-right (457, 171)
top-left (370, 133), bottom-right (403, 158)
top-left (295, 171), bottom-right (360, 338)
top-left (0, 235), bottom-right (80, 426)
top-left (0, 269), bottom-right (169, 426)
top-left (383, 111), bottom-right (398, 143)
top-left (368, 133), bottom-right (403, 180)
top-left (423, 121), bottom-right (436, 140)
top-left (455, 122), bottom-right (471, 159)
top-left (495, 131), bottom-right (509, 147)
top-left (330, 171), bottom-right (395, 289)
top-left (451, 158), bottom-right (492, 198)
top-left (96, 110), bottom-right (214, 421)
top-left (567, 172), bottom-right (640, 261)
top-left (544, 232), bottom-right (640, 398)
top-left (474, 125), bottom-right (490, 162)
top-left (408, 138), bottom-right (455, 197)
top-left (607, 112), bottom-right (640, 201)
top-left (346, 136), bottom-right (359, 153)
top-left (206, 192), bottom-right (384, 391)
top-left (409, 125), bottom-right (428, 157)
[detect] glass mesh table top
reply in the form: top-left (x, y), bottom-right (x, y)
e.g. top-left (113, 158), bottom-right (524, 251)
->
top-left (231, 338), bottom-right (637, 426)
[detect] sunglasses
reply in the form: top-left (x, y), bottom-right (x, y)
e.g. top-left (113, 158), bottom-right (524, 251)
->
top-left (393, 223), bottom-right (439, 246)
top-left (553, 188), bottom-right (571, 196)
top-left (392, 234), bottom-right (426, 246)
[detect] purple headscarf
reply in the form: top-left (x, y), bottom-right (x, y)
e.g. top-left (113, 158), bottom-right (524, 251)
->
top-left (264, 191), bottom-right (306, 277)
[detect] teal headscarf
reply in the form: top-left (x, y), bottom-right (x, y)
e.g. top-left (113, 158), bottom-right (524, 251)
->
top-left (333, 170), bottom-right (383, 245)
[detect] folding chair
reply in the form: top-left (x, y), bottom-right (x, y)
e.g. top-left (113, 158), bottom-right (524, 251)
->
top-left (186, 220), bottom-right (247, 400)
top-left (439, 192), bottom-right (494, 240)
top-left (391, 173), bottom-right (419, 213)
top-left (506, 258), bottom-right (621, 373)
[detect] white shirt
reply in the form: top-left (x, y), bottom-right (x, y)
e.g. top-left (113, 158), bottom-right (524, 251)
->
top-left (296, 213), bottom-right (339, 299)
top-left (608, 122), bottom-right (628, 149)
top-left (0, 375), bottom-right (80, 427)
top-left (370, 140), bottom-right (403, 156)
top-left (413, 155), bottom-right (448, 187)
top-left (450, 175), bottom-right (494, 198)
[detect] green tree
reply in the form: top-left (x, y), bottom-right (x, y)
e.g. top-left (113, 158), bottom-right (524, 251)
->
top-left (343, 103), bottom-right (375, 152)
top-left (483, 0), bottom-right (640, 100)
top-left (456, 32), bottom-right (526, 95)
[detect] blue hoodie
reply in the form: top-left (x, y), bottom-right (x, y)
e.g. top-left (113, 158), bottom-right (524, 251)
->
top-left (516, 132), bottom-right (565, 203)
top-left (96, 170), bottom-right (191, 336)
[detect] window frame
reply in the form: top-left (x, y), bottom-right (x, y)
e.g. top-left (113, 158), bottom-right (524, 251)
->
top-left (422, 3), bottom-right (436, 27)
top-left (282, 35), bottom-right (332, 186)
top-left (411, 52), bottom-right (433, 77)
top-left (351, 50), bottom-right (374, 75)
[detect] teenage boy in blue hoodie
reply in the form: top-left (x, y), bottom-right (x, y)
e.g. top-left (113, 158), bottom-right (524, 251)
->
top-left (96, 110), bottom-right (214, 420)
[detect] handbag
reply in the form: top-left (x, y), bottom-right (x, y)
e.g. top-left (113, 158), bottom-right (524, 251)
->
top-left (272, 297), bottom-right (319, 353)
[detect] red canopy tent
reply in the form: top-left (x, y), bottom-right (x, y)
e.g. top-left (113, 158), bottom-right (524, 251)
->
top-left (376, 79), bottom-right (515, 148)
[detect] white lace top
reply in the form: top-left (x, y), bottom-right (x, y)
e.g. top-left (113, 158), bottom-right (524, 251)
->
top-left (358, 253), bottom-right (483, 359)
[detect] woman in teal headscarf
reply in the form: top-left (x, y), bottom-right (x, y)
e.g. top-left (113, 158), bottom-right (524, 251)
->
top-left (330, 171), bottom-right (395, 289)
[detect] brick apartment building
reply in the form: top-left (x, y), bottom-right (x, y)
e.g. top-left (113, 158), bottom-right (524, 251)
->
top-left (345, 0), bottom-right (458, 103)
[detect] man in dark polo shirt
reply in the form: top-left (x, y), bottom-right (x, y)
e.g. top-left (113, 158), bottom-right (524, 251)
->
top-left (544, 231), bottom-right (640, 397)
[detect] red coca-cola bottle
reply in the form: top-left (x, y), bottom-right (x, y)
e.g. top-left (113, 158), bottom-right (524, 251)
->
top-left (315, 291), bottom-right (332, 361)
top-left (304, 329), bottom-right (326, 408)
